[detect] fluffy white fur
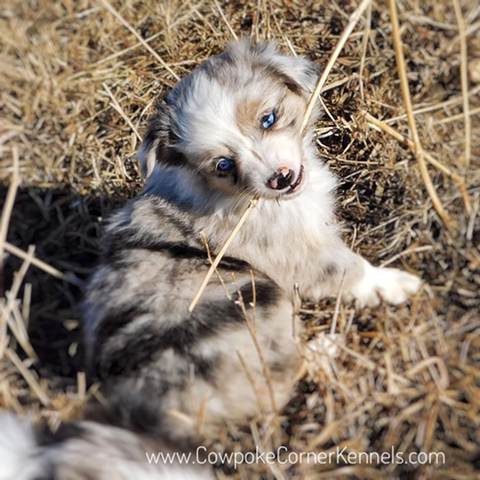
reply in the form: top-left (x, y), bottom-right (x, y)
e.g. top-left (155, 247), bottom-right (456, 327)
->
top-left (0, 414), bottom-right (213, 480)
top-left (0, 414), bottom-right (44, 480)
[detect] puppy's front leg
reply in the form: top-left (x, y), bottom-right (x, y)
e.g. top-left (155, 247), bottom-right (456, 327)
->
top-left (313, 243), bottom-right (422, 308)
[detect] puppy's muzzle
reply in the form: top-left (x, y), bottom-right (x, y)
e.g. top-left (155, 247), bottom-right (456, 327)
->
top-left (267, 167), bottom-right (294, 190)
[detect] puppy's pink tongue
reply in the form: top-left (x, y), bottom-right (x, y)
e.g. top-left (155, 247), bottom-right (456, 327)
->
top-left (290, 165), bottom-right (305, 192)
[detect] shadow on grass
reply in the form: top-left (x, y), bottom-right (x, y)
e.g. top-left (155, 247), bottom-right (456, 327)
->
top-left (2, 185), bottom-right (127, 386)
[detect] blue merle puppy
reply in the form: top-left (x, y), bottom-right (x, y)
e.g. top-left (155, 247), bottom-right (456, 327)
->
top-left (0, 39), bottom-right (421, 479)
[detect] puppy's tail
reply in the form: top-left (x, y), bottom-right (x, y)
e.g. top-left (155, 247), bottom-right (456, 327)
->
top-left (0, 412), bottom-right (214, 480)
top-left (0, 414), bottom-right (45, 480)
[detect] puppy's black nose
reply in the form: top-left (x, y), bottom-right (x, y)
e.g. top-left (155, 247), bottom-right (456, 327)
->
top-left (268, 167), bottom-right (294, 190)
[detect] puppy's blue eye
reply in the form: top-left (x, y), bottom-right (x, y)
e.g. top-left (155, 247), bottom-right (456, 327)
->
top-left (216, 159), bottom-right (235, 172)
top-left (262, 112), bottom-right (276, 129)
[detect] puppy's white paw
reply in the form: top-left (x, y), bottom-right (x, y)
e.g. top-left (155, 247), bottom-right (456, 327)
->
top-left (307, 333), bottom-right (342, 358)
top-left (347, 261), bottom-right (422, 308)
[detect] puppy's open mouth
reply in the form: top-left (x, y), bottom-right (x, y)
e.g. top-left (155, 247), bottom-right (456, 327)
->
top-left (286, 165), bottom-right (305, 194)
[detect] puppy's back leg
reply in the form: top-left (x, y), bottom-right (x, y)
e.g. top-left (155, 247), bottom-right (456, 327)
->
top-left (89, 264), bottom-right (300, 442)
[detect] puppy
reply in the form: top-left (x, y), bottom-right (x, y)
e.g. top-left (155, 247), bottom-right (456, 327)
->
top-left (0, 40), bottom-right (421, 479)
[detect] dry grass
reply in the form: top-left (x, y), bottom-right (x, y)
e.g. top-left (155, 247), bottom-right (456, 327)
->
top-left (1, 0), bottom-right (480, 478)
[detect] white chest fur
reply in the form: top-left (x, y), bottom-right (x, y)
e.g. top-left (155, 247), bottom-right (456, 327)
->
top-left (194, 159), bottom-right (339, 297)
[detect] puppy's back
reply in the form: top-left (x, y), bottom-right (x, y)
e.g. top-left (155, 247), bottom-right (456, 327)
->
top-left (84, 194), bottom-right (299, 442)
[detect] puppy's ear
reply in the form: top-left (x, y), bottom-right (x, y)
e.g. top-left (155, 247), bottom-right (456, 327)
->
top-left (269, 54), bottom-right (320, 95)
top-left (244, 40), bottom-right (320, 94)
top-left (136, 99), bottom-right (187, 177)
top-left (226, 39), bottom-right (320, 94)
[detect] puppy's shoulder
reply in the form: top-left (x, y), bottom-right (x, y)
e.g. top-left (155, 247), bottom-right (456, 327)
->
top-left (105, 195), bottom-right (194, 241)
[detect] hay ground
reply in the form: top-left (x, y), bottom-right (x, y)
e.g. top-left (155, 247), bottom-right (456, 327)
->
top-left (1, 0), bottom-right (480, 478)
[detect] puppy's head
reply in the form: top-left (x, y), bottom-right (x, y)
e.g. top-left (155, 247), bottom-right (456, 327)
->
top-left (139, 40), bottom-right (320, 200)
